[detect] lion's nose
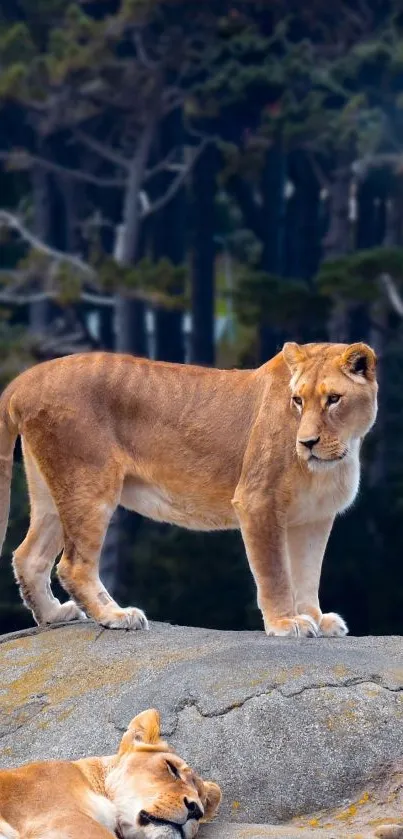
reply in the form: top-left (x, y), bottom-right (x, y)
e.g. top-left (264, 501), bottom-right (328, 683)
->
top-left (299, 436), bottom-right (320, 450)
top-left (184, 798), bottom-right (203, 821)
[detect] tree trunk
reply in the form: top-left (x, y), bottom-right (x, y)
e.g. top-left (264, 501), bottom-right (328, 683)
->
top-left (98, 304), bottom-right (115, 351)
top-left (350, 175), bottom-right (383, 345)
top-left (32, 161), bottom-right (53, 243)
top-left (356, 177), bottom-right (377, 250)
top-left (29, 298), bottom-right (58, 338)
top-left (111, 105), bottom-right (158, 359)
top-left (152, 108), bottom-right (186, 363)
top-left (119, 111), bottom-right (158, 264)
top-left (323, 165), bottom-right (352, 342)
top-left (323, 168), bottom-right (352, 261)
top-left (367, 189), bottom-right (399, 489)
top-left (368, 299), bottom-right (386, 488)
top-left (114, 294), bottom-right (147, 356)
top-left (29, 146), bottom-right (59, 340)
top-left (259, 143), bottom-right (286, 362)
top-left (190, 144), bottom-right (218, 366)
top-left (285, 151), bottom-right (320, 283)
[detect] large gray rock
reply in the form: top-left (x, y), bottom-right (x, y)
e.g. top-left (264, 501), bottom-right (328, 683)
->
top-left (205, 826), bottom-right (403, 839)
top-left (0, 621), bottom-right (402, 837)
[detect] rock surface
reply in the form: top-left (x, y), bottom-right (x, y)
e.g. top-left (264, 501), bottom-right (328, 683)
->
top-left (205, 826), bottom-right (403, 838)
top-left (0, 621), bottom-right (402, 836)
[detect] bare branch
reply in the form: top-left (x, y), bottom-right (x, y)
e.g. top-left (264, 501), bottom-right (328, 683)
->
top-left (0, 212), bottom-right (170, 308)
top-left (183, 117), bottom-right (213, 145)
top-left (162, 87), bottom-right (185, 115)
top-left (143, 149), bottom-right (188, 183)
top-left (0, 290), bottom-right (52, 305)
top-left (0, 210), bottom-right (98, 281)
top-left (355, 0), bottom-right (373, 26)
top-left (0, 268), bottom-right (35, 293)
top-left (379, 272), bottom-right (403, 318)
top-left (305, 149), bottom-right (331, 189)
top-left (77, 211), bottom-right (116, 236)
top-left (0, 285), bottom-right (167, 308)
top-left (162, 86), bottom-right (184, 105)
top-left (340, 0), bottom-right (369, 33)
top-left (133, 29), bottom-right (160, 71)
top-left (163, 96), bottom-right (186, 116)
top-left (352, 153), bottom-right (403, 181)
top-left (142, 140), bottom-right (209, 218)
top-left (0, 270), bottom-right (26, 281)
top-left (0, 150), bottom-right (126, 188)
top-left (81, 291), bottom-right (114, 306)
top-left (72, 129), bottom-right (130, 170)
top-left (34, 327), bottom-right (94, 357)
top-left (0, 283), bottom-right (115, 307)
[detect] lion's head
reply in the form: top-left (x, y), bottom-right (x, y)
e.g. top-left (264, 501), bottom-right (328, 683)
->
top-left (106, 709), bottom-right (221, 839)
top-left (282, 341), bottom-right (378, 472)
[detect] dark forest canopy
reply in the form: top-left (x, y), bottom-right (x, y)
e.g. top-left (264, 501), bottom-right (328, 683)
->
top-left (0, 0), bottom-right (402, 636)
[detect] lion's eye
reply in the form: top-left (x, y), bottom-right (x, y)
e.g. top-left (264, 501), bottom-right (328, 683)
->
top-left (327, 394), bottom-right (341, 405)
top-left (166, 761), bottom-right (180, 780)
top-left (292, 395), bottom-right (303, 407)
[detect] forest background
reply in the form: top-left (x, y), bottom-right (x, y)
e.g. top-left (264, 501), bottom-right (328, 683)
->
top-left (0, 0), bottom-right (402, 636)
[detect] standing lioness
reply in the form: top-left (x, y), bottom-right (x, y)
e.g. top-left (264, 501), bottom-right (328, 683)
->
top-left (0, 341), bottom-right (377, 637)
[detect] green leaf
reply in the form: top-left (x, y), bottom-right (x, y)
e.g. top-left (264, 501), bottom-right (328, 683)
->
top-left (0, 23), bottom-right (36, 65)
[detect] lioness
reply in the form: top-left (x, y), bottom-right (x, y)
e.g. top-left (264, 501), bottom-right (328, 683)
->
top-left (0, 341), bottom-right (377, 636)
top-left (0, 708), bottom-right (221, 839)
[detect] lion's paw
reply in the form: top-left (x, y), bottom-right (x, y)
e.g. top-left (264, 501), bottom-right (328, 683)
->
top-left (99, 607), bottom-right (149, 630)
top-left (44, 600), bottom-right (87, 625)
top-left (319, 611), bottom-right (348, 637)
top-left (265, 614), bottom-right (319, 638)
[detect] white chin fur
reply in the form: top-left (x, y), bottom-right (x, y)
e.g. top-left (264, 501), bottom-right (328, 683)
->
top-left (118, 818), bottom-right (198, 839)
top-left (306, 457), bottom-right (343, 473)
top-left (139, 827), bottom-right (196, 839)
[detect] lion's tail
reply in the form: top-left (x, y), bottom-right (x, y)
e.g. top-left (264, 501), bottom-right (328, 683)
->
top-left (0, 384), bottom-right (19, 558)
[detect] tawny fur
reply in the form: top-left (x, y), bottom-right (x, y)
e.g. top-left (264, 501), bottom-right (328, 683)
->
top-left (0, 709), bottom-right (221, 839)
top-left (0, 341), bottom-right (377, 636)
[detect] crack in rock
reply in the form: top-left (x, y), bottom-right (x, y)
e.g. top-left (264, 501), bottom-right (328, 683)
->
top-left (0, 699), bottom-right (48, 741)
top-left (154, 677), bottom-right (402, 736)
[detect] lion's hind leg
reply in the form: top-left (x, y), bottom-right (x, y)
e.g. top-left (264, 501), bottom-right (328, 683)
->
top-left (53, 463), bottom-right (148, 630)
top-left (12, 441), bottom-right (84, 626)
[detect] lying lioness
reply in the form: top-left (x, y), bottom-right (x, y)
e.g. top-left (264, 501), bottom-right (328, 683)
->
top-left (0, 709), bottom-right (221, 839)
top-left (0, 342), bottom-right (377, 636)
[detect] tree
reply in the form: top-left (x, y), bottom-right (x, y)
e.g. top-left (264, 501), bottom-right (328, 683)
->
top-left (0, 0), bottom-right (220, 348)
top-left (190, 143), bottom-right (219, 365)
top-left (217, 1), bottom-right (403, 354)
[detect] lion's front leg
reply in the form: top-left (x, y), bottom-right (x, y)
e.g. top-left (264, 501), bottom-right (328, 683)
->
top-left (287, 517), bottom-right (348, 637)
top-left (232, 491), bottom-right (318, 637)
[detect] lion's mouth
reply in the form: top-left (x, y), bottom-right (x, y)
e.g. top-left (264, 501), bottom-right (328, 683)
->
top-left (309, 452), bottom-right (346, 464)
top-left (138, 811), bottom-right (186, 836)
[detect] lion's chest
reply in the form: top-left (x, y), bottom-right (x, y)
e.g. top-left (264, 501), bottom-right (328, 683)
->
top-left (287, 456), bottom-right (360, 526)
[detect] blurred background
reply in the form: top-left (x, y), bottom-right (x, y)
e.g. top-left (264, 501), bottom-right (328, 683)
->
top-left (0, 0), bottom-right (402, 636)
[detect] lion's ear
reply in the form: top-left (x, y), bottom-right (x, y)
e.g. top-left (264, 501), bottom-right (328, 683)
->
top-left (201, 781), bottom-right (222, 822)
top-left (282, 342), bottom-right (307, 373)
top-left (340, 343), bottom-right (377, 382)
top-left (118, 709), bottom-right (162, 755)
